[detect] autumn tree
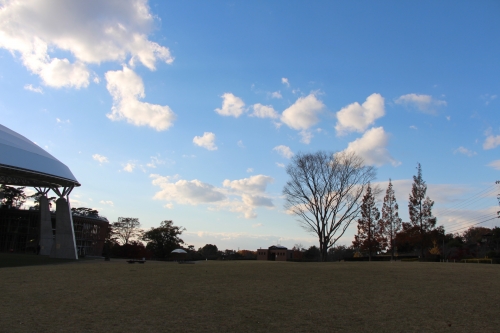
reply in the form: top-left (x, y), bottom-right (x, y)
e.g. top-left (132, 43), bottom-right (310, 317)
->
top-left (408, 163), bottom-right (436, 258)
top-left (112, 217), bottom-right (143, 245)
top-left (380, 179), bottom-right (402, 260)
top-left (283, 151), bottom-right (375, 261)
top-left (352, 184), bottom-right (385, 261)
top-left (142, 220), bottom-right (185, 259)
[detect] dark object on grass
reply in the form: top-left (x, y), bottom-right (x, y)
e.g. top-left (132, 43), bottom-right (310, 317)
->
top-left (127, 260), bottom-right (145, 264)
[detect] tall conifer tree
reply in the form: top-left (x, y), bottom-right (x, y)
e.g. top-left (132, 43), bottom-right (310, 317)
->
top-left (380, 179), bottom-right (402, 260)
top-left (408, 163), bottom-right (436, 258)
top-left (353, 184), bottom-right (385, 261)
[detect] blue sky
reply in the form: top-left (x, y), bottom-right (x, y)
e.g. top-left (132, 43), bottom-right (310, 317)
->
top-left (0, 0), bottom-right (499, 250)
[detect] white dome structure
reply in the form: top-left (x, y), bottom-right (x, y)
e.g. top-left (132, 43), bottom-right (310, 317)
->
top-left (0, 123), bottom-right (80, 260)
top-left (0, 124), bottom-right (80, 187)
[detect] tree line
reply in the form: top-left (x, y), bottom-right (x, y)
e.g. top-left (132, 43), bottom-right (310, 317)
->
top-left (283, 151), bottom-right (500, 261)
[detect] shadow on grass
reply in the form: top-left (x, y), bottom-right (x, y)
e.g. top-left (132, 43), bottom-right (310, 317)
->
top-left (0, 253), bottom-right (77, 268)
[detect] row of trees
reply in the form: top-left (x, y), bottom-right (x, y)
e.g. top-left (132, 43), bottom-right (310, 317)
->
top-left (353, 164), bottom-right (436, 260)
top-left (283, 151), bottom-right (498, 261)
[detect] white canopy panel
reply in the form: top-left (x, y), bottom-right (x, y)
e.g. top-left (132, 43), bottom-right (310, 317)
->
top-left (0, 124), bottom-right (80, 187)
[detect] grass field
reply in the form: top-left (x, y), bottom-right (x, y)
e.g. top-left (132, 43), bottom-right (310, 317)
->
top-left (1, 259), bottom-right (499, 333)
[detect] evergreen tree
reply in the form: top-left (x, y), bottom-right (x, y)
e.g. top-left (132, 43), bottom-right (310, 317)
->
top-left (408, 163), bottom-right (436, 258)
top-left (353, 184), bottom-right (385, 261)
top-left (380, 179), bottom-right (402, 260)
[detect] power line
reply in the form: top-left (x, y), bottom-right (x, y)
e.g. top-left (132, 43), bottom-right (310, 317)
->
top-left (446, 216), bottom-right (499, 234)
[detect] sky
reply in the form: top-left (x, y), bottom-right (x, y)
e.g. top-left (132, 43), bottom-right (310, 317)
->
top-left (0, 0), bottom-right (499, 250)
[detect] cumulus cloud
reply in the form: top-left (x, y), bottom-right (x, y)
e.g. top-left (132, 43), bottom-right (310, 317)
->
top-left (270, 91), bottom-right (282, 99)
top-left (151, 174), bottom-right (226, 205)
top-left (250, 103), bottom-right (279, 119)
top-left (335, 93), bottom-right (385, 135)
top-left (193, 132), bottom-right (217, 151)
top-left (105, 66), bottom-right (176, 131)
top-left (123, 162), bottom-right (135, 172)
top-left (483, 135), bottom-right (500, 150)
top-left (273, 145), bottom-right (294, 159)
top-left (24, 84), bottom-right (43, 93)
top-left (222, 175), bottom-right (274, 194)
top-left (215, 93), bottom-right (245, 117)
top-left (276, 162), bottom-right (285, 168)
top-left (454, 146), bottom-right (477, 157)
top-left (342, 127), bottom-right (399, 166)
top-left (92, 154), bottom-right (108, 164)
top-left (280, 94), bottom-right (324, 143)
top-left (151, 173), bottom-right (275, 219)
top-left (282, 78), bottom-right (290, 87)
top-left (246, 168), bottom-right (253, 173)
top-left (395, 94), bottom-right (446, 114)
top-left (487, 160), bottom-right (500, 170)
top-left (0, 0), bottom-right (173, 88)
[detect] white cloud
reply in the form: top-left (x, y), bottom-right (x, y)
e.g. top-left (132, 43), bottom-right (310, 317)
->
top-left (483, 135), bottom-right (500, 150)
top-left (246, 168), bottom-right (253, 173)
top-left (105, 67), bottom-right (176, 131)
top-left (151, 173), bottom-right (275, 219)
top-left (250, 103), bottom-right (279, 119)
top-left (164, 203), bottom-right (174, 209)
top-left (270, 91), bottom-right (282, 99)
top-left (299, 130), bottom-right (313, 144)
top-left (446, 116), bottom-right (451, 121)
top-left (410, 125), bottom-right (418, 130)
top-left (56, 118), bottom-right (70, 124)
top-left (146, 155), bottom-right (166, 168)
top-left (92, 154), bottom-right (108, 164)
top-left (454, 146), bottom-right (477, 157)
top-left (481, 94), bottom-right (497, 105)
top-left (280, 94), bottom-right (324, 137)
top-left (123, 162), bottom-right (135, 172)
top-left (342, 127), bottom-right (399, 167)
top-left (281, 78), bottom-right (290, 87)
top-left (151, 174), bottom-right (226, 205)
top-left (0, 0), bottom-right (173, 88)
top-left (252, 223), bottom-right (263, 228)
top-left (335, 93), bottom-right (385, 135)
top-left (24, 84), bottom-right (43, 93)
top-left (222, 175), bottom-right (274, 194)
top-left (193, 132), bottom-right (217, 151)
top-left (242, 194), bottom-right (274, 207)
top-left (273, 145), bottom-right (294, 159)
top-left (395, 94), bottom-right (446, 114)
top-left (276, 162), bottom-right (285, 168)
top-left (487, 160), bottom-right (500, 170)
top-left (215, 93), bottom-right (245, 117)
top-left (237, 140), bottom-right (245, 148)
top-left (99, 200), bottom-right (114, 207)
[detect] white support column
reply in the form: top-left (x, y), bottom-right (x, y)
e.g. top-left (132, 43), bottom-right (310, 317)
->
top-left (36, 187), bottom-right (53, 256)
top-left (50, 187), bottom-right (78, 260)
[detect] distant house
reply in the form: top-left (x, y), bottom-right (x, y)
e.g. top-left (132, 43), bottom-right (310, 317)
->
top-left (256, 245), bottom-right (294, 261)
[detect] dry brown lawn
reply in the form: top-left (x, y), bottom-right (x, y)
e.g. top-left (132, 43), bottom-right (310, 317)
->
top-left (0, 259), bottom-right (499, 333)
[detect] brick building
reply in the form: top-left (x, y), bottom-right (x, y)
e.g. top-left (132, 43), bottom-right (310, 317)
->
top-left (257, 245), bottom-right (294, 261)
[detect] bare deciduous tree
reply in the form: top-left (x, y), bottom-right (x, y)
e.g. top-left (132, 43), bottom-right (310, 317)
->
top-left (112, 217), bottom-right (143, 245)
top-left (283, 151), bottom-right (376, 261)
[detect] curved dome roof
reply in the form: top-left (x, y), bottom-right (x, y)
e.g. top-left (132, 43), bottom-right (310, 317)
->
top-left (0, 124), bottom-right (80, 187)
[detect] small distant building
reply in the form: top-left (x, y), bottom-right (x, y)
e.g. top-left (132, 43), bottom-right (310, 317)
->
top-left (257, 245), bottom-right (294, 261)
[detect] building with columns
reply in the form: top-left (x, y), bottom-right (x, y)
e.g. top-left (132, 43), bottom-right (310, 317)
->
top-left (0, 124), bottom-right (85, 259)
